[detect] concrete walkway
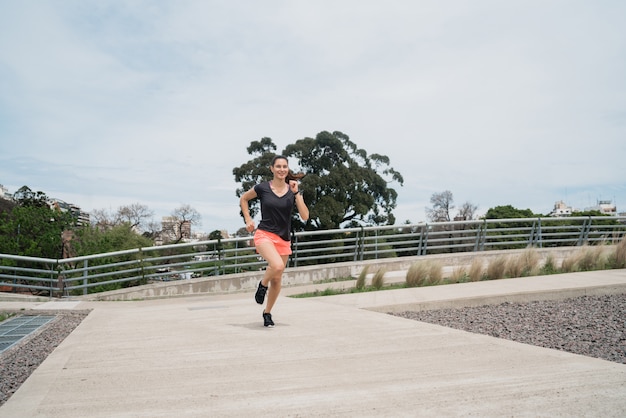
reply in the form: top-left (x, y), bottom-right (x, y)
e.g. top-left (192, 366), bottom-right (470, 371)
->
top-left (1, 270), bottom-right (626, 417)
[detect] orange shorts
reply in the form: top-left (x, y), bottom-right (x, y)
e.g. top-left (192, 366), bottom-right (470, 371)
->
top-left (254, 229), bottom-right (292, 255)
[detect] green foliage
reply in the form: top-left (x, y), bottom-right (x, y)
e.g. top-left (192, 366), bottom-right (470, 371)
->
top-left (209, 230), bottom-right (223, 240)
top-left (0, 312), bottom-right (17, 322)
top-left (13, 186), bottom-right (50, 208)
top-left (540, 254), bottom-right (559, 275)
top-left (70, 224), bottom-right (153, 256)
top-left (0, 193), bottom-right (75, 258)
top-left (0, 197), bottom-right (15, 214)
top-left (233, 131), bottom-right (404, 230)
top-left (483, 205), bottom-right (539, 249)
top-left (484, 205), bottom-right (536, 219)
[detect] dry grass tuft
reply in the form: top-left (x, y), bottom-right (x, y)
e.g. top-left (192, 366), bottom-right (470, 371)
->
top-left (486, 256), bottom-right (507, 280)
top-left (561, 252), bottom-right (578, 273)
top-left (356, 266), bottom-right (368, 290)
top-left (405, 261), bottom-right (443, 287)
top-left (468, 258), bottom-right (484, 282)
top-left (561, 245), bottom-right (608, 272)
top-left (372, 268), bottom-right (385, 289)
top-left (427, 261), bottom-right (443, 285)
top-left (577, 246), bottom-right (598, 271)
top-left (406, 262), bottom-right (429, 287)
top-left (506, 249), bottom-right (540, 278)
top-left (612, 238), bottom-right (626, 269)
top-left (449, 266), bottom-right (467, 283)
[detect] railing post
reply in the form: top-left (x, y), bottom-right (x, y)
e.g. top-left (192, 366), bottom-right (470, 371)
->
top-left (577, 217), bottom-right (591, 246)
top-left (528, 218), bottom-right (542, 248)
top-left (420, 224), bottom-right (429, 256)
top-left (49, 262), bottom-right (56, 298)
top-left (474, 220), bottom-right (486, 252)
top-left (292, 233), bottom-right (298, 267)
top-left (352, 229), bottom-right (357, 262)
top-left (83, 259), bottom-right (88, 295)
top-left (216, 237), bottom-right (222, 275)
top-left (138, 248), bottom-right (145, 283)
top-left (374, 229), bottom-right (379, 259)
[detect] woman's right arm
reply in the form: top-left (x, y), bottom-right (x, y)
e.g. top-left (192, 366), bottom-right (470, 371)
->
top-left (240, 188), bottom-right (258, 232)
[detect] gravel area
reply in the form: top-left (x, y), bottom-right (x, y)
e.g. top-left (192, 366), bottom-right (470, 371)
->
top-left (0, 310), bottom-right (90, 406)
top-left (393, 293), bottom-right (626, 364)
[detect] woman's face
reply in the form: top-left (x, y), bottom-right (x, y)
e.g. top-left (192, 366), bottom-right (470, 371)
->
top-left (271, 158), bottom-right (289, 179)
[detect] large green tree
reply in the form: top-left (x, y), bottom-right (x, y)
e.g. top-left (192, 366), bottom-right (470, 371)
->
top-left (233, 131), bottom-right (404, 230)
top-left (0, 187), bottom-right (75, 258)
top-left (484, 205), bottom-right (536, 219)
top-left (70, 224), bottom-right (153, 257)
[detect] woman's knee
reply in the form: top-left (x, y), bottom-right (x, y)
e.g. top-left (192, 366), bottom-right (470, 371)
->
top-left (268, 262), bottom-right (285, 276)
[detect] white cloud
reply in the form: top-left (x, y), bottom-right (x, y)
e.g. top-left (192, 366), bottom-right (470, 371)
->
top-left (1, 0), bottom-right (625, 233)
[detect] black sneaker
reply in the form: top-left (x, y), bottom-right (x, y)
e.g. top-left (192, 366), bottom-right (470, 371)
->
top-left (255, 281), bottom-right (268, 304)
top-left (263, 311), bottom-right (274, 327)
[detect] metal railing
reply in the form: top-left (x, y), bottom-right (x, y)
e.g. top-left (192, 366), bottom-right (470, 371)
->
top-left (1, 216), bottom-right (625, 297)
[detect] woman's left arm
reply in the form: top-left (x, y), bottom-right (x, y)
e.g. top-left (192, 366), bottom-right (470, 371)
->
top-left (295, 192), bottom-right (309, 221)
top-left (289, 181), bottom-right (309, 221)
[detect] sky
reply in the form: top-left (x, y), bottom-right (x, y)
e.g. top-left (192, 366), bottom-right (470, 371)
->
top-left (1, 0), bottom-right (625, 235)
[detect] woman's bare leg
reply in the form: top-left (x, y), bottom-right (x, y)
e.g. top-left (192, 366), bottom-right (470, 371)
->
top-left (256, 241), bottom-right (288, 314)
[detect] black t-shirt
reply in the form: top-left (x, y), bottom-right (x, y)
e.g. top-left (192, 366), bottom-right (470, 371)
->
top-left (254, 181), bottom-right (295, 241)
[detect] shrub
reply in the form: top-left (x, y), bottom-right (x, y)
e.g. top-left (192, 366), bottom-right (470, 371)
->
top-left (610, 238), bottom-right (626, 269)
top-left (372, 268), bottom-right (385, 289)
top-left (561, 252), bottom-right (578, 273)
top-left (575, 245), bottom-right (608, 271)
top-left (450, 266), bottom-right (467, 283)
top-left (560, 246), bottom-right (606, 272)
top-left (505, 255), bottom-right (522, 278)
top-left (405, 261), bottom-right (443, 287)
top-left (577, 246), bottom-right (597, 271)
top-left (486, 256), bottom-right (507, 280)
top-left (516, 249), bottom-right (540, 277)
top-left (356, 266), bottom-right (368, 290)
top-left (427, 261), bottom-right (443, 285)
top-left (406, 262), bottom-right (429, 287)
top-left (541, 253), bottom-right (559, 275)
top-left (468, 258), bottom-right (484, 282)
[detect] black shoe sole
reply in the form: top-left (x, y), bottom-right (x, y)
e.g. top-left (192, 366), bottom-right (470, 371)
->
top-left (255, 282), bottom-right (267, 304)
top-left (263, 312), bottom-right (274, 327)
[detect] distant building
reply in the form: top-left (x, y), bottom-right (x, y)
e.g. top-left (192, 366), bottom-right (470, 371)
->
top-left (0, 184), bottom-right (12, 201)
top-left (49, 198), bottom-right (90, 226)
top-left (161, 216), bottom-right (192, 243)
top-left (549, 200), bottom-right (573, 217)
top-left (585, 200), bottom-right (617, 216)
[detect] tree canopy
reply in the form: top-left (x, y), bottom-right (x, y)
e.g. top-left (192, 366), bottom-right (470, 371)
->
top-left (233, 131), bottom-right (404, 230)
top-left (426, 190), bottom-right (454, 222)
top-left (484, 205), bottom-right (537, 219)
top-left (0, 187), bottom-right (75, 258)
